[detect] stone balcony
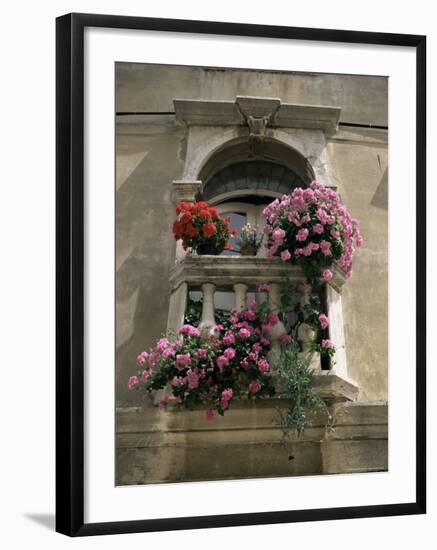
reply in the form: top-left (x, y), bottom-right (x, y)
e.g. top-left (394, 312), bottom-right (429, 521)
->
top-left (166, 254), bottom-right (358, 403)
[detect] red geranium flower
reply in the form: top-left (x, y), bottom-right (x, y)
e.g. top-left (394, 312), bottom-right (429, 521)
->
top-left (172, 220), bottom-right (183, 239)
top-left (186, 223), bottom-right (198, 237)
top-left (176, 201), bottom-right (191, 214)
top-left (198, 209), bottom-right (210, 220)
top-left (203, 223), bottom-right (217, 237)
top-left (180, 212), bottom-right (193, 224)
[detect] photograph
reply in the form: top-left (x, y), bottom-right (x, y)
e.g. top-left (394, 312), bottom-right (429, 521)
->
top-left (115, 62), bottom-right (389, 486)
top-left (0, 1), bottom-right (431, 545)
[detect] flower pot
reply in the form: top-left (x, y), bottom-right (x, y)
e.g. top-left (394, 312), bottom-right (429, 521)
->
top-left (239, 244), bottom-right (257, 256)
top-left (196, 242), bottom-right (222, 255)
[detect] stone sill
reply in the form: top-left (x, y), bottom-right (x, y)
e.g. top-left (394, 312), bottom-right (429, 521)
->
top-left (116, 400), bottom-right (386, 440)
top-left (312, 372), bottom-right (359, 402)
top-left (117, 374), bottom-right (359, 433)
top-left (169, 255), bottom-right (346, 292)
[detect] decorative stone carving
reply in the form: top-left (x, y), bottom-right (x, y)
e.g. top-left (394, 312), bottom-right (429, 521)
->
top-left (236, 96), bottom-right (281, 157)
top-left (246, 115), bottom-right (269, 156)
top-left (171, 180), bottom-right (202, 204)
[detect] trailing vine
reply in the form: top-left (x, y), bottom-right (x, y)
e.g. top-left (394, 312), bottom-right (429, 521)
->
top-left (274, 343), bottom-right (328, 437)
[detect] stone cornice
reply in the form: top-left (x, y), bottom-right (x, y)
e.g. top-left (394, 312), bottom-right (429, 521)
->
top-left (174, 95), bottom-right (341, 134)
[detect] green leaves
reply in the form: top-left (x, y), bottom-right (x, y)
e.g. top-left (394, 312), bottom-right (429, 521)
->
top-left (274, 344), bottom-right (327, 436)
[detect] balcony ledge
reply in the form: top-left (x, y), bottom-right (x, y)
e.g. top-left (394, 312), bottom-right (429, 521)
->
top-left (169, 254), bottom-right (346, 292)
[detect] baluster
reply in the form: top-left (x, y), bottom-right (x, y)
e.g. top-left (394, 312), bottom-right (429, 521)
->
top-left (267, 283), bottom-right (287, 363)
top-left (198, 283), bottom-right (216, 336)
top-left (297, 283), bottom-right (321, 371)
top-left (233, 283), bottom-right (248, 312)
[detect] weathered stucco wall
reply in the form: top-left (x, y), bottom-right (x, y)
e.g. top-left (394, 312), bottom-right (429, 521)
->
top-left (116, 63), bottom-right (388, 126)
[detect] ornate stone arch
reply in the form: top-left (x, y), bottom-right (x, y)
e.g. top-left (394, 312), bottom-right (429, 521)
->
top-left (172, 96), bottom-right (339, 204)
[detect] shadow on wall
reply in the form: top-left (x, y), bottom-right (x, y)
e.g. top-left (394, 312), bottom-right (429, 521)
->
top-left (115, 126), bottom-right (184, 406)
top-left (371, 167), bottom-right (388, 210)
top-left (116, 253), bottom-right (172, 407)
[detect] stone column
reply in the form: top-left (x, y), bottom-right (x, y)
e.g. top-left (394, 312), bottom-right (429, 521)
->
top-left (166, 282), bottom-right (188, 337)
top-left (172, 180), bottom-right (202, 262)
top-left (268, 283), bottom-right (287, 363)
top-left (325, 284), bottom-right (349, 380)
top-left (198, 283), bottom-right (216, 336)
top-left (233, 283), bottom-right (248, 312)
top-left (297, 284), bottom-right (321, 371)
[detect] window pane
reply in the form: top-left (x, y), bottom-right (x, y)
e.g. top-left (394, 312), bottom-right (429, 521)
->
top-left (214, 291), bottom-right (235, 311)
top-left (220, 211), bottom-right (247, 256)
top-left (246, 291), bottom-right (268, 306)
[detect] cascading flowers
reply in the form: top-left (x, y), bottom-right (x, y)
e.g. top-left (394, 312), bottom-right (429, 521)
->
top-left (262, 181), bottom-right (363, 359)
top-left (128, 301), bottom-right (283, 420)
top-left (262, 181), bottom-right (363, 280)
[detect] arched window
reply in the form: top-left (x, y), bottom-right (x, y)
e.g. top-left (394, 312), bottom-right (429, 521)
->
top-left (203, 159), bottom-right (310, 256)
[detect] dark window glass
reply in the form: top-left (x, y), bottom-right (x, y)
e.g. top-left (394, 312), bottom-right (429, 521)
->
top-left (221, 211), bottom-right (246, 256)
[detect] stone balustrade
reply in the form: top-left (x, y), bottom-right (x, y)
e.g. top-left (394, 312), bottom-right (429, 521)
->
top-left (167, 256), bottom-right (308, 340)
top-left (166, 256), bottom-right (353, 380)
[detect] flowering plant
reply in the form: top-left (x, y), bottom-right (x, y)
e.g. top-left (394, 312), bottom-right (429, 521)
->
top-left (128, 301), bottom-right (281, 419)
top-left (235, 223), bottom-right (264, 255)
top-left (262, 181), bottom-right (363, 280)
top-left (172, 201), bottom-right (234, 254)
top-left (261, 181), bottom-right (363, 371)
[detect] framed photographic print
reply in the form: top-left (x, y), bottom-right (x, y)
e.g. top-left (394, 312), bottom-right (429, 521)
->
top-left (56, 12), bottom-right (426, 536)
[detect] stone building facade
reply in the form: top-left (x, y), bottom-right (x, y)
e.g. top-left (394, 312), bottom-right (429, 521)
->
top-left (115, 63), bottom-right (388, 485)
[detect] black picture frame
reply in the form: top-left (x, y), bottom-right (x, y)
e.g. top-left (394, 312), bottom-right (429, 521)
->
top-left (56, 12), bottom-right (426, 537)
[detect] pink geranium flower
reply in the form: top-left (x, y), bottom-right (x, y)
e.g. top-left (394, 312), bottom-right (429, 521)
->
top-left (258, 358), bottom-right (270, 373)
top-left (296, 228), bottom-right (309, 242)
top-left (280, 249), bottom-right (291, 261)
top-left (321, 339), bottom-right (334, 349)
top-left (268, 312), bottom-right (279, 326)
top-left (318, 314), bottom-right (329, 330)
top-left (280, 333), bottom-right (292, 346)
top-left (223, 347), bottom-right (236, 360)
top-left (186, 369), bottom-right (199, 389)
top-left (238, 328), bottom-right (251, 339)
top-left (217, 355), bottom-right (229, 371)
top-left (248, 380), bottom-right (261, 394)
top-left (222, 332), bottom-right (235, 345)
